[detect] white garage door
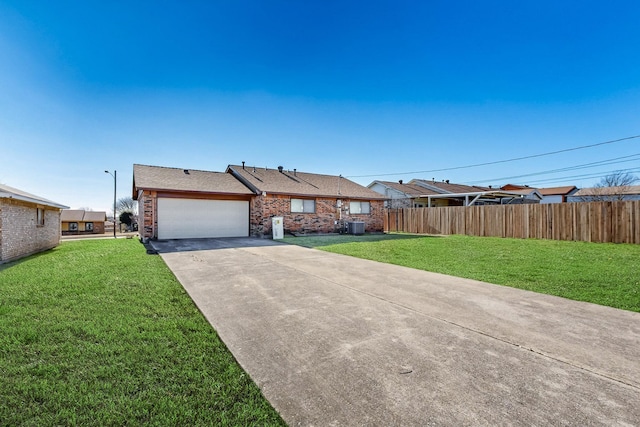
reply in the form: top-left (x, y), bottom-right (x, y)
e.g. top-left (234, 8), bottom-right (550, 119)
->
top-left (157, 198), bottom-right (249, 239)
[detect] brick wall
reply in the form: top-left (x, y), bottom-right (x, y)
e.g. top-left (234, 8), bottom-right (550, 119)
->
top-left (0, 199), bottom-right (61, 263)
top-left (251, 195), bottom-right (384, 237)
top-left (138, 191), bottom-right (157, 242)
top-left (137, 190), bottom-right (384, 240)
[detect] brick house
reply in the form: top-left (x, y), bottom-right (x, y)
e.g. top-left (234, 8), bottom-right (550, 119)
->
top-left (0, 184), bottom-right (68, 263)
top-left (227, 164), bottom-right (386, 236)
top-left (61, 210), bottom-right (107, 235)
top-left (133, 163), bottom-right (386, 240)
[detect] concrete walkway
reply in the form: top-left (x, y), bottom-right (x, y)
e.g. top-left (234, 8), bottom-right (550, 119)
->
top-left (152, 238), bottom-right (640, 426)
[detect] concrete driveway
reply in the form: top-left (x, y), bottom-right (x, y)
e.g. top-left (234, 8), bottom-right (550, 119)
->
top-left (152, 237), bottom-right (640, 426)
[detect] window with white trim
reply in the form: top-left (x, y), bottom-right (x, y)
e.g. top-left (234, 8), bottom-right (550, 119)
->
top-left (291, 198), bottom-right (315, 213)
top-left (349, 201), bottom-right (370, 214)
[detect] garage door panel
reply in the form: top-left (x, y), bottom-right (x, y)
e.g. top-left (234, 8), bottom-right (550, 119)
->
top-left (158, 198), bottom-right (248, 239)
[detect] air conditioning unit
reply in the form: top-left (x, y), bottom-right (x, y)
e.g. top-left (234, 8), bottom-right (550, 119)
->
top-left (347, 221), bottom-right (365, 235)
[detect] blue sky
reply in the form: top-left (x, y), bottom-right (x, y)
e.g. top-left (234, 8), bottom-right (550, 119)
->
top-left (1, 1), bottom-right (639, 213)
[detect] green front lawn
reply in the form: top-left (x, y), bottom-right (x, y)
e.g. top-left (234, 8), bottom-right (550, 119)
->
top-left (284, 234), bottom-right (640, 312)
top-left (0, 239), bottom-right (285, 426)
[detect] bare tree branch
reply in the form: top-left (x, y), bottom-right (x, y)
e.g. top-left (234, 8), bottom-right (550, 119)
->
top-left (117, 197), bottom-right (137, 214)
top-left (582, 171), bottom-right (640, 201)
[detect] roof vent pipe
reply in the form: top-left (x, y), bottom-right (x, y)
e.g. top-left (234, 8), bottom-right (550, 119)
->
top-left (242, 161), bottom-right (245, 169)
top-left (278, 166), bottom-right (284, 173)
top-left (294, 168), bottom-right (297, 176)
top-left (183, 169), bottom-right (190, 175)
top-left (399, 179), bottom-right (403, 184)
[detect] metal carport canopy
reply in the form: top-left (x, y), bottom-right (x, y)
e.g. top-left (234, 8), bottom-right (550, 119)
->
top-left (421, 191), bottom-right (530, 207)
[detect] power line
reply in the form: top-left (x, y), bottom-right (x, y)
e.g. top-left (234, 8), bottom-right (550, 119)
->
top-left (513, 167), bottom-right (640, 186)
top-left (347, 134), bottom-right (640, 178)
top-left (465, 153), bottom-right (640, 184)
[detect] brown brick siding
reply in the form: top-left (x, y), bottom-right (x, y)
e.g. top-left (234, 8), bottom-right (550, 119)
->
top-left (138, 191), bottom-right (384, 240)
top-left (0, 199), bottom-right (61, 263)
top-left (251, 195), bottom-right (384, 237)
top-left (138, 191), bottom-right (157, 242)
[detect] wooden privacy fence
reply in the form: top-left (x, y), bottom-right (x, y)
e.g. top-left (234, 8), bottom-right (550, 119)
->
top-left (384, 201), bottom-right (640, 244)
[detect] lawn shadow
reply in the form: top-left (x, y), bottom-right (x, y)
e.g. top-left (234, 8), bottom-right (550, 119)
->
top-left (283, 232), bottom-right (442, 248)
top-left (0, 247), bottom-right (59, 272)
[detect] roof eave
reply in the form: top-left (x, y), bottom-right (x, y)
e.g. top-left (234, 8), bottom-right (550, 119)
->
top-left (0, 192), bottom-right (69, 209)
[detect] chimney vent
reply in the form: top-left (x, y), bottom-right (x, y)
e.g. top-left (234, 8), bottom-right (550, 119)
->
top-left (399, 179), bottom-right (403, 184)
top-left (278, 166), bottom-right (284, 173)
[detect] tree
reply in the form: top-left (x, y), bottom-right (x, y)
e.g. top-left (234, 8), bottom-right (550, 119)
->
top-left (119, 211), bottom-right (134, 227)
top-left (117, 197), bottom-right (137, 215)
top-left (598, 171), bottom-right (638, 188)
top-left (581, 171), bottom-right (639, 201)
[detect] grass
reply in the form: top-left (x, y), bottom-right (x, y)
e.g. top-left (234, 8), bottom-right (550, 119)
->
top-left (284, 233), bottom-right (640, 312)
top-left (0, 239), bottom-right (285, 426)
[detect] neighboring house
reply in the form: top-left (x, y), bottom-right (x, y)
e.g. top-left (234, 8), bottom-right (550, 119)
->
top-left (497, 184), bottom-right (543, 204)
top-left (0, 184), bottom-right (68, 264)
top-left (537, 186), bottom-right (578, 204)
top-left (61, 210), bottom-right (107, 235)
top-left (132, 163), bottom-right (386, 240)
top-left (369, 179), bottom-right (542, 207)
top-left (567, 185), bottom-right (640, 202)
top-left (367, 180), bottom-right (439, 208)
top-left (227, 164), bottom-right (386, 236)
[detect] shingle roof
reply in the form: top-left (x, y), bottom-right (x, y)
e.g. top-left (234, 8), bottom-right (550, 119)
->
top-left (84, 211), bottom-right (107, 221)
top-left (0, 184), bottom-right (68, 209)
top-left (133, 164), bottom-right (254, 198)
top-left (227, 165), bottom-right (386, 199)
top-left (538, 186), bottom-right (577, 196)
top-left (573, 185), bottom-right (640, 196)
top-left (61, 210), bottom-right (107, 222)
top-left (61, 210), bottom-right (85, 221)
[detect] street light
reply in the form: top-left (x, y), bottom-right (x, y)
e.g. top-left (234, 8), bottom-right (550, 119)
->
top-left (105, 170), bottom-right (116, 238)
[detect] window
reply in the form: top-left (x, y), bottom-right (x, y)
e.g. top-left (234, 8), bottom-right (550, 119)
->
top-left (349, 201), bottom-right (370, 214)
top-left (291, 198), bottom-right (315, 213)
top-left (69, 222), bottom-right (78, 232)
top-left (85, 222), bottom-right (94, 232)
top-left (36, 208), bottom-right (45, 226)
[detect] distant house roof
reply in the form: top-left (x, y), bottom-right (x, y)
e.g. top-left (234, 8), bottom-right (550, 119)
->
top-left (537, 186), bottom-right (578, 196)
top-left (368, 180), bottom-right (440, 197)
top-left (410, 179), bottom-right (489, 195)
top-left (84, 211), bottom-right (107, 221)
top-left (61, 210), bottom-right (107, 222)
top-left (572, 185), bottom-right (640, 197)
top-left (0, 184), bottom-right (68, 209)
top-left (227, 165), bottom-right (386, 200)
top-left (132, 164), bottom-right (254, 199)
top-left (61, 210), bottom-right (85, 221)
